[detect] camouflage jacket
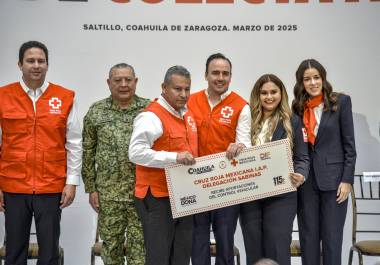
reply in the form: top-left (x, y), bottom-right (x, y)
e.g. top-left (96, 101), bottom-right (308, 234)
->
top-left (82, 95), bottom-right (150, 202)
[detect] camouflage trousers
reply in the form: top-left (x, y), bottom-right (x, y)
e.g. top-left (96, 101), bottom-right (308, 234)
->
top-left (99, 198), bottom-right (145, 265)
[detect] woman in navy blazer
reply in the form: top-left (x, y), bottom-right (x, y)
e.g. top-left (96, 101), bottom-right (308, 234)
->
top-left (240, 74), bottom-right (309, 265)
top-left (292, 59), bottom-right (356, 265)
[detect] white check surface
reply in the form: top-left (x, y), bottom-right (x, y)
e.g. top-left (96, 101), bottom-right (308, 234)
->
top-left (165, 139), bottom-right (295, 218)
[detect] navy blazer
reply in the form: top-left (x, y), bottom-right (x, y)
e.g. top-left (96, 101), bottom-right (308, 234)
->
top-left (272, 115), bottom-right (310, 180)
top-left (309, 94), bottom-right (356, 191)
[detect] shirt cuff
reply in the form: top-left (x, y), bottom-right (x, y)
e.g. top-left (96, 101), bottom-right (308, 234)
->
top-left (167, 152), bottom-right (178, 164)
top-left (66, 175), bottom-right (80, 186)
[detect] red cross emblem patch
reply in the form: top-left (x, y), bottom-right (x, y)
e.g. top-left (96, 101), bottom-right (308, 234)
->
top-left (219, 106), bottom-right (234, 124)
top-left (187, 116), bottom-right (197, 132)
top-left (48, 97), bottom-right (62, 114)
top-left (221, 106), bottom-right (234, 119)
top-left (302, 128), bottom-right (308, 143)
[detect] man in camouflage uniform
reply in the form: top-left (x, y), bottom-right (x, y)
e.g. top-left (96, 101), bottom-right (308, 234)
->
top-left (82, 63), bottom-right (149, 265)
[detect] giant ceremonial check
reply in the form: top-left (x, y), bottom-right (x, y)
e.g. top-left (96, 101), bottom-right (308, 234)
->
top-left (165, 139), bottom-right (295, 218)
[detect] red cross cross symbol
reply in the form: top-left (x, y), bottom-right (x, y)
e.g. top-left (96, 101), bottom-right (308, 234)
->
top-left (187, 116), bottom-right (195, 128)
top-left (221, 106), bottom-right (234, 119)
top-left (49, 97), bottom-right (62, 110)
top-left (230, 159), bottom-right (238, 167)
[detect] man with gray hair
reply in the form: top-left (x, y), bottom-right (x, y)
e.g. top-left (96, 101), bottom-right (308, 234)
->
top-left (129, 65), bottom-right (198, 265)
top-left (82, 63), bottom-right (149, 265)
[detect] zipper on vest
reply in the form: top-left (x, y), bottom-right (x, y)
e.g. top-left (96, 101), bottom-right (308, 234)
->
top-left (33, 114), bottom-right (37, 192)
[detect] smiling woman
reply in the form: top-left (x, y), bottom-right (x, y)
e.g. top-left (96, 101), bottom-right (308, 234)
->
top-left (293, 59), bottom-right (356, 265)
top-left (259, 81), bottom-right (282, 119)
top-left (239, 73), bottom-right (309, 265)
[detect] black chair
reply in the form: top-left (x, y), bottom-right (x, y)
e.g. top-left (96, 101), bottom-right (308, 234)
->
top-left (290, 229), bottom-right (302, 257)
top-left (348, 174), bottom-right (380, 265)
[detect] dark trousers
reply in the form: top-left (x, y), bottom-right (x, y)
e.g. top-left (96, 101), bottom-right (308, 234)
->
top-left (4, 192), bottom-right (62, 265)
top-left (240, 192), bottom-right (297, 265)
top-left (191, 205), bottom-right (239, 265)
top-left (297, 175), bottom-right (348, 265)
top-left (134, 191), bottom-right (193, 265)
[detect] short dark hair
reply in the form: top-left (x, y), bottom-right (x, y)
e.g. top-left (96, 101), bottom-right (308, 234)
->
top-left (19, 41), bottom-right (49, 65)
top-left (109, 63), bottom-right (136, 79)
top-left (164, 65), bottom-right (191, 84)
top-left (205, 53), bottom-right (232, 74)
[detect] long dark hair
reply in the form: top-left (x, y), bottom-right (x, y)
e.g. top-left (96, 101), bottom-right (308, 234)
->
top-left (292, 59), bottom-right (339, 116)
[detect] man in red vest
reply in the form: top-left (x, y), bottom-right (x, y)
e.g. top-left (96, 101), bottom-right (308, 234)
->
top-left (188, 53), bottom-right (252, 265)
top-left (0, 41), bottom-right (82, 265)
top-left (129, 65), bottom-right (198, 265)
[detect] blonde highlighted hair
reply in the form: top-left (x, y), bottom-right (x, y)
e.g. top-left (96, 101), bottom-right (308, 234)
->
top-left (250, 74), bottom-right (293, 148)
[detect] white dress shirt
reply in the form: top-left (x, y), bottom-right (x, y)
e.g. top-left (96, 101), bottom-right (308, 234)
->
top-left (204, 89), bottom-right (252, 147)
top-left (313, 102), bottom-right (324, 137)
top-left (255, 119), bottom-right (272, 146)
top-left (128, 96), bottom-right (186, 169)
top-left (0, 79), bottom-right (82, 185)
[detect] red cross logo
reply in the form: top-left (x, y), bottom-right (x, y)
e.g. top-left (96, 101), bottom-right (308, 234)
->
top-left (187, 116), bottom-right (196, 128)
top-left (230, 159), bottom-right (238, 167)
top-left (221, 106), bottom-right (234, 119)
top-left (302, 128), bottom-right (308, 143)
top-left (49, 97), bottom-right (62, 110)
